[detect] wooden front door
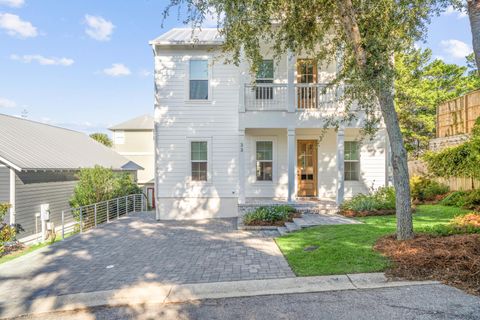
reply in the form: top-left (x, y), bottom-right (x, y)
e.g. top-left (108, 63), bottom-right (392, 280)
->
top-left (297, 140), bottom-right (318, 197)
top-left (297, 59), bottom-right (318, 109)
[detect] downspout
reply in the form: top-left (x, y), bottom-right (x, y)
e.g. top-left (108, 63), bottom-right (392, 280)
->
top-left (150, 42), bottom-right (161, 220)
top-left (9, 167), bottom-right (16, 226)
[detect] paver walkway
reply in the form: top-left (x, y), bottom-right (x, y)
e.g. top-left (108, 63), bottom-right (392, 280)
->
top-left (0, 212), bottom-right (293, 308)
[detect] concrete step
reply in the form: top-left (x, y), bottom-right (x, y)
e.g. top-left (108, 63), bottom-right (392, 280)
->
top-left (277, 226), bottom-right (289, 236)
top-left (292, 218), bottom-right (311, 228)
top-left (285, 222), bottom-right (301, 232)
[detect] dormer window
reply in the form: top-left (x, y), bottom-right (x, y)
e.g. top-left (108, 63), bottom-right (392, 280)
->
top-left (189, 60), bottom-right (208, 100)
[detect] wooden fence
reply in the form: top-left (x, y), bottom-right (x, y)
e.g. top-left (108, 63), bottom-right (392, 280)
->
top-left (436, 89), bottom-right (480, 138)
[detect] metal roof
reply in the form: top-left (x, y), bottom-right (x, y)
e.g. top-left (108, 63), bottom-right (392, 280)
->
top-left (0, 114), bottom-right (143, 172)
top-left (149, 28), bottom-right (224, 46)
top-left (109, 114), bottom-right (154, 131)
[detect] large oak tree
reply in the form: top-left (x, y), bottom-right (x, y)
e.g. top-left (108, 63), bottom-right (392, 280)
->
top-left (165, 0), bottom-right (448, 240)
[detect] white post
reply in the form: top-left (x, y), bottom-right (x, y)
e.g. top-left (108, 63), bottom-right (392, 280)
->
top-left (287, 50), bottom-right (296, 113)
top-left (106, 201), bottom-right (109, 222)
top-left (9, 168), bottom-right (15, 226)
top-left (238, 49), bottom-right (247, 113)
top-left (287, 128), bottom-right (296, 203)
top-left (238, 129), bottom-right (246, 204)
top-left (336, 128), bottom-right (345, 205)
top-left (61, 210), bottom-right (65, 240)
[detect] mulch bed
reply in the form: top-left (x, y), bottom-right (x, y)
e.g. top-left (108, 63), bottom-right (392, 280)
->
top-left (374, 234), bottom-right (480, 295)
top-left (245, 212), bottom-right (302, 227)
top-left (0, 241), bottom-right (25, 258)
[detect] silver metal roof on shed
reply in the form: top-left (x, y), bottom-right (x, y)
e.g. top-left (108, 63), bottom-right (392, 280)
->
top-left (109, 114), bottom-right (154, 131)
top-left (0, 114), bottom-right (142, 172)
top-left (149, 28), bottom-right (223, 46)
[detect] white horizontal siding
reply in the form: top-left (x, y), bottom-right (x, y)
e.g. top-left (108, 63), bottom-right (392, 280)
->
top-left (0, 166), bottom-right (9, 203)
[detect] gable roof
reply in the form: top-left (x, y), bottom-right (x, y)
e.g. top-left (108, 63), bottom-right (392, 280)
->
top-left (109, 114), bottom-right (154, 131)
top-left (0, 114), bottom-right (142, 172)
top-left (149, 28), bottom-right (224, 46)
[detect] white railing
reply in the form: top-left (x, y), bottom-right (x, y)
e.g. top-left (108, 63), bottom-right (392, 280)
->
top-left (60, 193), bottom-right (147, 240)
top-left (244, 83), bottom-right (288, 111)
top-left (295, 84), bottom-right (339, 110)
top-left (244, 83), bottom-right (340, 111)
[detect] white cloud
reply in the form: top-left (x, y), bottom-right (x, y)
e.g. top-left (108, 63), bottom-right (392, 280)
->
top-left (84, 14), bottom-right (114, 41)
top-left (440, 39), bottom-right (473, 59)
top-left (0, 97), bottom-right (16, 108)
top-left (0, 13), bottom-right (37, 38)
top-left (442, 5), bottom-right (468, 19)
top-left (0, 0), bottom-right (24, 7)
top-left (103, 63), bottom-right (131, 77)
top-left (10, 54), bottom-right (74, 66)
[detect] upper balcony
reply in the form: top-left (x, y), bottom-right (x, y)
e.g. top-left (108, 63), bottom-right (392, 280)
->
top-left (242, 83), bottom-right (341, 112)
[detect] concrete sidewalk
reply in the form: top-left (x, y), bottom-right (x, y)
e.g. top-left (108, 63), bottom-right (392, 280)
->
top-left (1, 273), bottom-right (438, 319)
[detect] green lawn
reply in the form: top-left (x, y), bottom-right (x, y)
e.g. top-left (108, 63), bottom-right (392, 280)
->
top-left (275, 205), bottom-right (469, 276)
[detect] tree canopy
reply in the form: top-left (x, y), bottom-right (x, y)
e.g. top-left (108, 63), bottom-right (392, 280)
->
top-left (89, 133), bottom-right (113, 147)
top-left (396, 48), bottom-right (480, 156)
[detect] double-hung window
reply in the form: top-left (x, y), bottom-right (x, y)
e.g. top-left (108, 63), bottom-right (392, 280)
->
top-left (256, 141), bottom-right (273, 181)
top-left (191, 141), bottom-right (208, 181)
top-left (189, 60), bottom-right (209, 100)
top-left (256, 60), bottom-right (274, 100)
top-left (344, 141), bottom-right (360, 181)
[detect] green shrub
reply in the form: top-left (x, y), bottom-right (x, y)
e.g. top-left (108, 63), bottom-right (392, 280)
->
top-left (243, 205), bottom-right (296, 225)
top-left (440, 191), bottom-right (468, 207)
top-left (410, 176), bottom-right (449, 202)
top-left (341, 186), bottom-right (396, 212)
top-left (462, 189), bottom-right (480, 210)
top-left (424, 213), bottom-right (480, 236)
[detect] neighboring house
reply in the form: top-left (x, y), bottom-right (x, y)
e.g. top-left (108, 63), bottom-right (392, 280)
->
top-left (0, 114), bottom-right (141, 241)
top-left (150, 28), bottom-right (390, 220)
top-left (109, 114), bottom-right (156, 208)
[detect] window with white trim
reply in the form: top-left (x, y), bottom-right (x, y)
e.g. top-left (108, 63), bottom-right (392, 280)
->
top-left (191, 141), bottom-right (208, 181)
top-left (256, 60), bottom-right (274, 100)
top-left (256, 141), bottom-right (273, 181)
top-left (189, 60), bottom-right (209, 100)
top-left (344, 141), bottom-right (360, 181)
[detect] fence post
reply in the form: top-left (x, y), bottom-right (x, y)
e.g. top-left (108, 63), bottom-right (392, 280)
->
top-left (134, 195), bottom-right (136, 212)
top-left (117, 198), bottom-right (120, 218)
top-left (125, 196), bottom-right (128, 215)
top-left (141, 194), bottom-right (144, 211)
top-left (61, 210), bottom-right (65, 240)
top-left (94, 204), bottom-right (97, 227)
top-left (106, 201), bottom-right (109, 223)
top-left (80, 208), bottom-right (83, 233)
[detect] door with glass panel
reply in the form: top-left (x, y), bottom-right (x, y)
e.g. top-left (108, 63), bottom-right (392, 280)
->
top-left (297, 140), bottom-right (318, 197)
top-left (296, 59), bottom-right (318, 109)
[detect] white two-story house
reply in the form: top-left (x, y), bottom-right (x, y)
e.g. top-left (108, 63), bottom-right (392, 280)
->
top-left (150, 28), bottom-right (390, 220)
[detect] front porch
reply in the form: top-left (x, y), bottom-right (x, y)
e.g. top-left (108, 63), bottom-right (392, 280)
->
top-left (237, 127), bottom-right (388, 209)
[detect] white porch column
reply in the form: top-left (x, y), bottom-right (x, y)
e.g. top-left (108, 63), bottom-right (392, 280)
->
top-left (238, 129), bottom-right (246, 204)
top-left (336, 128), bottom-right (345, 205)
top-left (9, 167), bottom-right (15, 225)
top-left (287, 50), bottom-right (296, 113)
top-left (238, 49), bottom-right (247, 113)
top-left (287, 128), bottom-right (296, 203)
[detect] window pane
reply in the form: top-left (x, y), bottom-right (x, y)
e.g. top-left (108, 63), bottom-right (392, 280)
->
top-left (345, 141), bottom-right (359, 161)
top-left (191, 141), bottom-right (207, 161)
top-left (256, 141), bottom-right (273, 160)
top-left (344, 162), bottom-right (359, 181)
top-left (190, 60), bottom-right (208, 80)
top-left (256, 161), bottom-right (273, 181)
top-left (192, 162), bottom-right (207, 181)
top-left (256, 60), bottom-right (274, 79)
top-left (190, 80), bottom-right (208, 100)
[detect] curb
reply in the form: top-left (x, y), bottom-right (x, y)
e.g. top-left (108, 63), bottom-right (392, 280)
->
top-left (0, 273), bottom-right (439, 319)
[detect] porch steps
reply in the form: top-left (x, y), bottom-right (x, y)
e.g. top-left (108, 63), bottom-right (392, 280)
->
top-left (277, 213), bottom-right (360, 235)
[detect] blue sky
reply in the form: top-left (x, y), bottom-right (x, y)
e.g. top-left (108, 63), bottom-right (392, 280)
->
top-left (0, 0), bottom-right (474, 134)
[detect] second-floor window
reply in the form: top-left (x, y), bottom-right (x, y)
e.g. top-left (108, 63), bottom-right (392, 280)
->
top-left (256, 60), bottom-right (274, 100)
top-left (256, 141), bottom-right (273, 181)
top-left (344, 141), bottom-right (360, 181)
top-left (189, 60), bottom-right (208, 100)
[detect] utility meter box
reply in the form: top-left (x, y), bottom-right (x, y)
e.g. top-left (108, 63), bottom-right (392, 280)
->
top-left (40, 204), bottom-right (50, 221)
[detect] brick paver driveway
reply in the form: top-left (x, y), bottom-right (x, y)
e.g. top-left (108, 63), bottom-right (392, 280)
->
top-left (0, 212), bottom-right (293, 305)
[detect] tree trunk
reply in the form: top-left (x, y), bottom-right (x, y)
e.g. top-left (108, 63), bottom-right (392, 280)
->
top-left (468, 0), bottom-right (480, 73)
top-left (377, 84), bottom-right (414, 240)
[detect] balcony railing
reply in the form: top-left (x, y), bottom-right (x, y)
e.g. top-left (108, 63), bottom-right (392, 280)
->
top-left (244, 83), bottom-right (339, 111)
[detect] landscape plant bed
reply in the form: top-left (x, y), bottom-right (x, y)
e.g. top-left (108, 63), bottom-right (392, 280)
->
top-left (374, 234), bottom-right (480, 295)
top-left (341, 209), bottom-right (396, 217)
top-left (245, 212), bottom-right (301, 226)
top-left (243, 205), bottom-right (300, 227)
